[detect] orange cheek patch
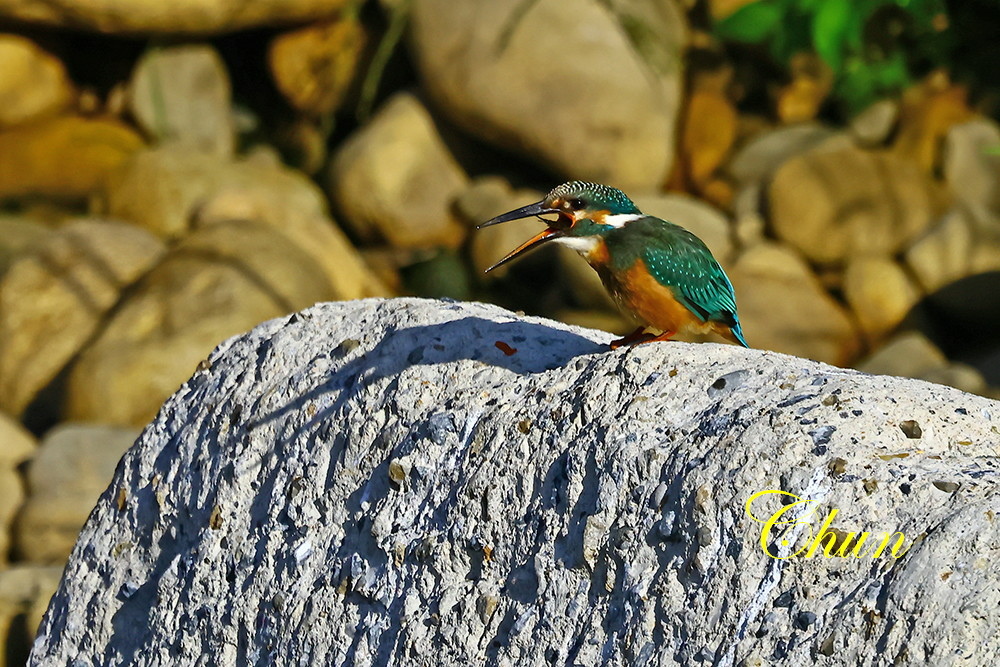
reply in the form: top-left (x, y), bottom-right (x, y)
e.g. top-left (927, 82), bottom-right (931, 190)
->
top-left (589, 209), bottom-right (611, 224)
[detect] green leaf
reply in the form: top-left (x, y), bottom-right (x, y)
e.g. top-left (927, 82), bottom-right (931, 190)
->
top-left (838, 52), bottom-right (912, 114)
top-left (838, 63), bottom-right (878, 115)
top-left (872, 51), bottom-right (910, 88)
top-left (901, 0), bottom-right (947, 27)
top-left (714, 1), bottom-right (784, 43)
top-left (811, 0), bottom-right (853, 73)
top-left (794, 0), bottom-right (823, 11)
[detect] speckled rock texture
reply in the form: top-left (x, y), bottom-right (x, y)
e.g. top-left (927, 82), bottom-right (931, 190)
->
top-left (30, 298), bottom-right (1000, 666)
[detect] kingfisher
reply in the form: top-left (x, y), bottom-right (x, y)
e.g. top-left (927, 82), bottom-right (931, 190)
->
top-left (479, 181), bottom-right (749, 349)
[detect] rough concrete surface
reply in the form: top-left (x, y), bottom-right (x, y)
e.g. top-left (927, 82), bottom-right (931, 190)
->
top-left (30, 298), bottom-right (1000, 666)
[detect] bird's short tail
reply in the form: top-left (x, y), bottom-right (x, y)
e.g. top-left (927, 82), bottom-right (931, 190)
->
top-left (723, 321), bottom-right (749, 348)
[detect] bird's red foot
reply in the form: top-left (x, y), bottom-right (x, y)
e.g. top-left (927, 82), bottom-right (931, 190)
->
top-left (643, 330), bottom-right (677, 344)
top-left (610, 329), bottom-right (678, 350)
top-left (610, 327), bottom-right (656, 350)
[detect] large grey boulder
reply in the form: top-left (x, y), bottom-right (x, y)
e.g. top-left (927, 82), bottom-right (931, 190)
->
top-left (31, 298), bottom-right (1000, 665)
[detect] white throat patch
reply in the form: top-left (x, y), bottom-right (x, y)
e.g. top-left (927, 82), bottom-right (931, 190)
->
top-left (602, 213), bottom-right (643, 228)
top-left (553, 235), bottom-right (601, 257)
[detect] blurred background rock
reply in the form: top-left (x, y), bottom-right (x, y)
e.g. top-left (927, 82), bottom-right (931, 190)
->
top-left (0, 0), bottom-right (998, 662)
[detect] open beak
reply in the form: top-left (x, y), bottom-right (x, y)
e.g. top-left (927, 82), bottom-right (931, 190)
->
top-left (484, 227), bottom-right (565, 272)
top-left (477, 200), bottom-right (559, 228)
top-left (478, 200), bottom-right (564, 273)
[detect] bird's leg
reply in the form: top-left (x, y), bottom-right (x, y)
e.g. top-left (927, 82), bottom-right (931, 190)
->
top-left (638, 330), bottom-right (676, 345)
top-left (609, 326), bottom-right (654, 350)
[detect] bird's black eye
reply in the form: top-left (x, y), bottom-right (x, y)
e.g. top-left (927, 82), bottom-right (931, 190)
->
top-left (567, 198), bottom-right (585, 210)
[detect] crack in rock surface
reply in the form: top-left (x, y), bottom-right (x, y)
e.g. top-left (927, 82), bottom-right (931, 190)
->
top-left (30, 298), bottom-right (1000, 666)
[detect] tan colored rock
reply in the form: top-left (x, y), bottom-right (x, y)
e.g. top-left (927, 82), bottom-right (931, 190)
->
top-left (922, 363), bottom-right (989, 396)
top-left (175, 220), bottom-right (332, 310)
top-left (856, 331), bottom-right (948, 379)
top-left (0, 412), bottom-right (35, 565)
top-left (970, 236), bottom-right (1000, 275)
top-left (459, 178), bottom-right (545, 278)
top-left (728, 242), bottom-right (860, 365)
top-left (0, 219), bottom-right (166, 417)
top-left (776, 53), bottom-right (833, 124)
top-left (64, 222), bottom-right (332, 426)
top-left (453, 176), bottom-right (521, 228)
top-left (0, 565), bottom-right (63, 661)
top-left (356, 248), bottom-right (405, 293)
top-left (0, 34), bottom-right (74, 128)
top-left (409, 0), bottom-right (684, 190)
top-left (732, 184), bottom-right (766, 248)
top-left (103, 146), bottom-right (390, 299)
top-left (329, 92), bottom-right (467, 248)
top-left (728, 122), bottom-right (836, 186)
top-left (769, 146), bottom-right (938, 263)
top-left (843, 256), bottom-right (922, 340)
top-left (194, 183), bottom-right (390, 302)
top-left (274, 116), bottom-right (329, 175)
top-left (678, 89), bottom-right (738, 191)
top-left (849, 99), bottom-right (899, 147)
top-left (905, 208), bottom-right (974, 292)
top-left (893, 72), bottom-right (973, 173)
top-left (0, 215), bottom-right (52, 278)
top-left (553, 309), bottom-right (632, 335)
top-left (0, 0), bottom-right (354, 34)
top-left (856, 331), bottom-right (988, 394)
top-left (0, 412), bottom-right (35, 466)
top-left (0, 464), bottom-right (23, 567)
top-left (943, 118), bottom-right (1000, 221)
top-left (15, 424), bottom-right (139, 563)
top-left (128, 44), bottom-right (234, 156)
top-left (0, 116), bottom-right (144, 199)
top-left (269, 17), bottom-right (367, 116)
top-left (102, 147), bottom-right (219, 238)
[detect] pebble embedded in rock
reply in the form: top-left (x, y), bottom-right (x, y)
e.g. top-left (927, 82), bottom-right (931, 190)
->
top-left (899, 420), bottom-right (922, 439)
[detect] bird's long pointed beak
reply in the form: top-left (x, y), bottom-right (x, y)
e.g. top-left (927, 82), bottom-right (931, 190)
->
top-left (477, 200), bottom-right (559, 229)
top-left (484, 227), bottom-right (564, 273)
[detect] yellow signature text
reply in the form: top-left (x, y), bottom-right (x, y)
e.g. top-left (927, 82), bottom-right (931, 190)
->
top-left (745, 490), bottom-right (915, 560)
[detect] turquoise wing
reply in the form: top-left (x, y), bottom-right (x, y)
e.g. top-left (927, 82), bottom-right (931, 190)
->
top-left (640, 228), bottom-right (744, 331)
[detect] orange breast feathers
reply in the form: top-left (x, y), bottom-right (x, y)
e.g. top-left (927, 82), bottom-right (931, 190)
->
top-left (599, 258), bottom-right (714, 336)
